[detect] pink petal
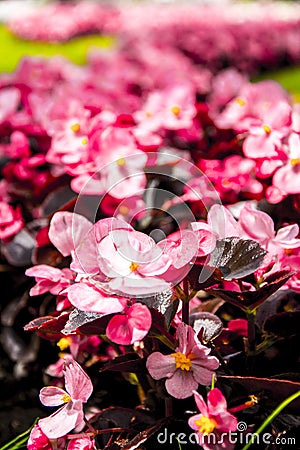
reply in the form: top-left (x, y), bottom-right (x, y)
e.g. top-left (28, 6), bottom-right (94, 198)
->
top-left (39, 387), bottom-right (68, 407)
top-left (165, 369), bottom-right (198, 399)
top-left (215, 411), bottom-right (238, 432)
top-left (67, 282), bottom-right (125, 314)
top-left (108, 276), bottom-right (170, 296)
top-left (192, 363), bottom-right (218, 386)
top-left (106, 303), bottom-right (151, 345)
top-left (193, 390), bottom-right (209, 416)
top-left (207, 388), bottom-right (228, 414)
top-left (173, 230), bottom-right (198, 267)
top-left (49, 212), bottom-right (92, 256)
top-left (68, 437), bottom-right (95, 450)
top-left (273, 163), bottom-right (300, 195)
top-left (64, 358), bottom-right (93, 402)
top-left (239, 203), bottom-right (274, 242)
top-left (146, 352), bottom-right (176, 380)
top-left (38, 403), bottom-right (79, 439)
top-left (207, 205), bottom-right (240, 239)
top-left (127, 303), bottom-right (152, 342)
top-left (93, 218), bottom-right (133, 243)
top-left (275, 224), bottom-right (300, 248)
top-left (25, 264), bottom-right (62, 281)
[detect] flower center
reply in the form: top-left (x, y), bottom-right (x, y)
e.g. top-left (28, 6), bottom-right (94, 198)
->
top-left (117, 157), bottom-right (126, 167)
top-left (119, 205), bottom-right (130, 215)
top-left (194, 416), bottom-right (217, 435)
top-left (81, 137), bottom-right (88, 145)
top-left (171, 105), bottom-right (181, 116)
top-left (61, 393), bottom-right (72, 403)
top-left (171, 352), bottom-right (192, 371)
top-left (129, 262), bottom-right (139, 272)
top-left (236, 97), bottom-right (246, 107)
top-left (291, 158), bottom-right (300, 167)
top-left (262, 124), bottom-right (271, 135)
top-left (70, 123), bottom-right (81, 133)
top-left (57, 337), bottom-right (71, 351)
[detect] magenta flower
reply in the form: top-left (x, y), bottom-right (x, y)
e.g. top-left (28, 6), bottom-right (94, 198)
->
top-left (188, 389), bottom-right (238, 450)
top-left (67, 437), bottom-right (96, 450)
top-left (27, 424), bottom-right (66, 450)
top-left (146, 323), bottom-right (219, 399)
top-left (38, 358), bottom-right (93, 439)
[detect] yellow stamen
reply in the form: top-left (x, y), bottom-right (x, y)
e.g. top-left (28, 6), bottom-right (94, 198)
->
top-left (171, 105), bottom-right (181, 116)
top-left (262, 124), bottom-right (271, 135)
top-left (119, 205), bottom-right (130, 215)
top-left (129, 262), bottom-right (139, 272)
top-left (117, 157), bottom-right (126, 167)
top-left (194, 416), bottom-right (218, 435)
top-left (57, 337), bottom-right (71, 351)
top-left (70, 123), bottom-right (81, 133)
top-left (284, 248), bottom-right (294, 256)
top-left (81, 137), bottom-right (88, 145)
top-left (236, 97), bottom-right (246, 107)
top-left (171, 352), bottom-right (192, 371)
top-left (221, 179), bottom-right (231, 187)
top-left (61, 393), bottom-right (72, 403)
top-left (291, 158), bottom-right (300, 167)
top-left (145, 111), bottom-right (152, 118)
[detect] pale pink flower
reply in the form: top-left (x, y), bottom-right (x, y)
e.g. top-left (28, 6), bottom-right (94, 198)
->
top-left (188, 388), bottom-right (238, 450)
top-left (25, 265), bottom-right (74, 296)
top-left (97, 228), bottom-right (172, 295)
top-left (38, 358), bottom-right (93, 439)
top-left (146, 323), bottom-right (219, 399)
top-left (239, 203), bottom-right (300, 258)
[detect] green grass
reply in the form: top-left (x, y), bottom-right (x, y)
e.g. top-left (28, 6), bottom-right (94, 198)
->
top-left (253, 65), bottom-right (300, 95)
top-left (0, 25), bottom-right (115, 73)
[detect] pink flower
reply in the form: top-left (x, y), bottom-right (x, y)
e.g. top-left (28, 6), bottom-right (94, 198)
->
top-left (67, 436), bottom-right (96, 450)
top-left (272, 132), bottom-right (300, 195)
top-left (0, 202), bottom-right (24, 241)
top-left (97, 228), bottom-right (172, 295)
top-left (146, 323), bottom-right (219, 399)
top-left (38, 358), bottom-right (93, 439)
top-left (0, 87), bottom-right (20, 123)
top-left (188, 388), bottom-right (238, 450)
top-left (27, 424), bottom-right (66, 450)
top-left (239, 203), bottom-right (300, 258)
top-left (25, 265), bottom-right (74, 296)
top-left (106, 302), bottom-right (152, 345)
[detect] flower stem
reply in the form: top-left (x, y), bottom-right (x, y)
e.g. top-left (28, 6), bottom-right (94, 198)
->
top-left (241, 390), bottom-right (300, 450)
top-left (181, 278), bottom-right (190, 325)
top-left (246, 309), bottom-right (256, 373)
top-left (165, 396), bottom-right (173, 417)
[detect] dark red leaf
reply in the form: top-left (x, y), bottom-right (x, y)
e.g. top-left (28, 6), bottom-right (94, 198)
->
top-left (207, 270), bottom-right (293, 311)
top-left (24, 311), bottom-right (70, 340)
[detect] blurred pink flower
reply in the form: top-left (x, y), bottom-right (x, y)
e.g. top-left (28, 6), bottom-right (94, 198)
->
top-left (39, 358), bottom-right (93, 439)
top-left (146, 323), bottom-right (219, 399)
top-left (188, 388), bottom-right (237, 450)
top-left (67, 436), bottom-right (96, 450)
top-left (0, 202), bottom-right (24, 241)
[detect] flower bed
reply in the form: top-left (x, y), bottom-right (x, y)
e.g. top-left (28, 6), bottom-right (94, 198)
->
top-left (0, 2), bottom-right (300, 450)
